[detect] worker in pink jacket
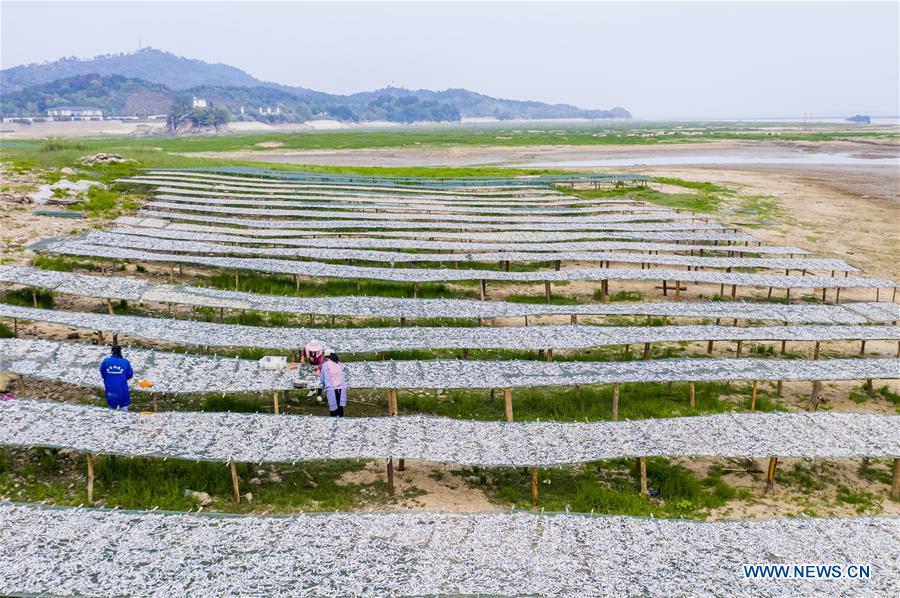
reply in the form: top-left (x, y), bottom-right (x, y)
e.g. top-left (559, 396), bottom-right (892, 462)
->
top-left (319, 352), bottom-right (347, 417)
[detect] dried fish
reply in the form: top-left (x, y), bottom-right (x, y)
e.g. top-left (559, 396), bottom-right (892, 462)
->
top-left (1, 503), bottom-right (897, 597)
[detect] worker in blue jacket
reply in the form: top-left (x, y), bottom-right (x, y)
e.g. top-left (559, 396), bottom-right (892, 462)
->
top-left (99, 345), bottom-right (133, 411)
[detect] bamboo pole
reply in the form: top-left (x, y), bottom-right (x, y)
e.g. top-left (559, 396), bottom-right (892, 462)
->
top-left (639, 457), bottom-right (648, 497)
top-left (765, 457), bottom-right (778, 493)
top-left (273, 391), bottom-right (280, 415)
top-left (32, 289), bottom-right (37, 308)
top-left (674, 280), bottom-right (680, 302)
top-left (12, 318), bottom-right (17, 337)
top-left (546, 348), bottom-right (553, 362)
top-left (689, 382), bottom-right (695, 410)
top-left (86, 453), bottom-right (94, 504)
top-left (750, 380), bottom-right (758, 412)
top-left (612, 383), bottom-right (620, 420)
top-left (106, 298), bottom-right (114, 315)
top-left (504, 388), bottom-right (513, 422)
top-left (230, 461), bottom-right (240, 504)
top-left (531, 467), bottom-right (539, 507)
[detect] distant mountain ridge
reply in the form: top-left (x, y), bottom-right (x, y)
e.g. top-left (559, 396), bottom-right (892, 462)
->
top-left (0, 48), bottom-right (630, 123)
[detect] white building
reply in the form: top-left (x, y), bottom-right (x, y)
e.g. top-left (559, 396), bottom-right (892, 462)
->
top-left (192, 97), bottom-right (208, 108)
top-left (46, 106), bottom-right (104, 120)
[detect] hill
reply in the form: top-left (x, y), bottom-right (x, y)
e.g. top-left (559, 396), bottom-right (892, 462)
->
top-left (0, 48), bottom-right (630, 122)
top-left (1, 48), bottom-right (258, 92)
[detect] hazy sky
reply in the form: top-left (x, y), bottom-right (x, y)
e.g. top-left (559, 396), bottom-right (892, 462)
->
top-left (2, 1), bottom-right (898, 118)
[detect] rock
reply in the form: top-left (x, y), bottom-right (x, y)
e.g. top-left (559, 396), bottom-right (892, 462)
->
top-left (60, 167), bottom-right (75, 175)
top-left (268, 473), bottom-right (282, 484)
top-left (243, 492), bottom-right (253, 502)
top-left (29, 179), bottom-right (106, 205)
top-left (0, 191), bottom-right (31, 205)
top-left (464, 475), bottom-right (481, 484)
top-left (80, 153), bottom-right (135, 166)
top-left (183, 489), bottom-right (213, 506)
top-left (249, 477), bottom-right (261, 486)
top-left (66, 332), bottom-right (81, 340)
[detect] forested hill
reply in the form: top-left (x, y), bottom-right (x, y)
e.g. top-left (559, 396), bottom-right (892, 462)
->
top-left (1, 48), bottom-right (631, 122)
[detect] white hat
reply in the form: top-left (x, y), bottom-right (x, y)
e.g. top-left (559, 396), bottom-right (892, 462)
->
top-left (305, 340), bottom-right (323, 353)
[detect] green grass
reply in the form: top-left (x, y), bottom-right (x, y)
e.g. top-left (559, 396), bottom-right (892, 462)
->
top-left (68, 186), bottom-right (142, 218)
top-left (654, 177), bottom-right (731, 194)
top-left (0, 322), bottom-right (14, 338)
top-left (1, 288), bottom-right (54, 309)
top-left (466, 458), bottom-right (736, 519)
top-left (31, 255), bottom-right (105, 272)
top-left (204, 270), bottom-right (478, 300)
top-left (0, 447), bottom-right (386, 513)
top-left (395, 381), bottom-right (781, 422)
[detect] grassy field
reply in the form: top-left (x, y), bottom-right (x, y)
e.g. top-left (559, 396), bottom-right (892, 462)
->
top-left (2, 121), bottom-right (897, 174)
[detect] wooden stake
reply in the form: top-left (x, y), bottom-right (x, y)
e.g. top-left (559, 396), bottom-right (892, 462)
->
top-left (32, 289), bottom-right (37, 308)
top-left (273, 391), bottom-right (280, 415)
top-left (612, 383), bottom-right (620, 421)
top-left (531, 467), bottom-right (539, 507)
top-left (546, 348), bottom-right (553, 362)
top-left (86, 453), bottom-right (94, 504)
top-left (544, 281), bottom-right (551, 303)
top-left (674, 280), bottom-right (680, 302)
top-left (750, 380), bottom-right (758, 412)
top-left (642, 342), bottom-right (651, 360)
top-left (706, 340), bottom-right (714, 354)
top-left (735, 340), bottom-right (743, 359)
top-left (387, 458), bottom-right (395, 496)
top-left (570, 314), bottom-right (577, 324)
top-left (890, 458), bottom-right (900, 500)
top-left (388, 389), bottom-right (398, 416)
top-left (765, 457), bottom-right (777, 493)
top-left (776, 380), bottom-right (783, 396)
top-left (12, 318), bottom-right (17, 337)
top-left (865, 378), bottom-right (874, 395)
top-left (860, 340), bottom-right (866, 356)
top-left (689, 382), bottom-right (695, 409)
top-left (813, 341), bottom-right (820, 360)
top-left (152, 394), bottom-right (158, 412)
top-left (234, 271), bottom-right (239, 290)
top-left (504, 388), bottom-right (513, 422)
top-left (639, 457), bottom-right (648, 497)
top-left (106, 298), bottom-right (114, 315)
top-left (479, 279), bottom-right (486, 301)
top-left (809, 380), bottom-right (821, 411)
top-left (230, 461), bottom-right (240, 504)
